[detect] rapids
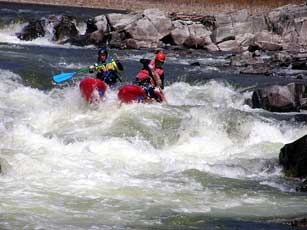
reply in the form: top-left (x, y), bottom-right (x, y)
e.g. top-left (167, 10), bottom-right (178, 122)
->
top-left (0, 2), bottom-right (307, 229)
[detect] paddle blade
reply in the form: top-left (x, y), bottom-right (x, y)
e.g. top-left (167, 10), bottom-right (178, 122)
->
top-left (53, 72), bottom-right (77, 83)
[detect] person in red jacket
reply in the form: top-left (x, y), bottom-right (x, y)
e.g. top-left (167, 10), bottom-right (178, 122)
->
top-left (135, 51), bottom-right (166, 101)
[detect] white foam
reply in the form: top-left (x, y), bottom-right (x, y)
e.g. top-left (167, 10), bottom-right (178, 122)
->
top-left (1, 75), bottom-right (307, 228)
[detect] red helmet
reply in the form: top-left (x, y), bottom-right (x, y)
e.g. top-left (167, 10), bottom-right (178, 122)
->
top-left (155, 52), bottom-right (166, 62)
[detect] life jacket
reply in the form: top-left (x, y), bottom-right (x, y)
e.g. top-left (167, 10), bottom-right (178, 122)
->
top-left (95, 57), bottom-right (120, 86)
top-left (96, 57), bottom-right (118, 72)
top-left (136, 60), bottom-right (164, 87)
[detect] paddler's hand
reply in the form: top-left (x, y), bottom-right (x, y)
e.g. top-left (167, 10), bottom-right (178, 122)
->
top-left (89, 65), bottom-right (95, 73)
top-left (148, 64), bottom-right (154, 70)
top-left (153, 86), bottom-right (162, 93)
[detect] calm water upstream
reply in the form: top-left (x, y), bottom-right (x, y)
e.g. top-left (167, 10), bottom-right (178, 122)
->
top-left (0, 2), bottom-right (307, 229)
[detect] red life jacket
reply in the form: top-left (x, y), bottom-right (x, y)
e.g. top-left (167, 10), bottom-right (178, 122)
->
top-left (136, 60), bottom-right (164, 86)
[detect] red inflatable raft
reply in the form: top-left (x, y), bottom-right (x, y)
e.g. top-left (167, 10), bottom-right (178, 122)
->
top-left (79, 77), bottom-right (107, 103)
top-left (118, 84), bottom-right (165, 104)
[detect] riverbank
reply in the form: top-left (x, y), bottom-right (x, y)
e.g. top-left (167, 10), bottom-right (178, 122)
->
top-left (0, 0), bottom-right (306, 15)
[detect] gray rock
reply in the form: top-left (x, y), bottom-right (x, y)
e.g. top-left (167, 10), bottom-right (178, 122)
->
top-left (218, 40), bottom-right (242, 52)
top-left (94, 15), bottom-right (109, 32)
top-left (251, 83), bottom-right (298, 112)
top-left (107, 13), bottom-right (141, 31)
top-left (254, 31), bottom-right (283, 51)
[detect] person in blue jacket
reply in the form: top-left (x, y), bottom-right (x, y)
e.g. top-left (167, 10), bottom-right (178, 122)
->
top-left (89, 48), bottom-right (124, 88)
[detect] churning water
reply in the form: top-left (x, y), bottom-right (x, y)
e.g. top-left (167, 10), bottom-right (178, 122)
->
top-left (1, 2), bottom-right (307, 229)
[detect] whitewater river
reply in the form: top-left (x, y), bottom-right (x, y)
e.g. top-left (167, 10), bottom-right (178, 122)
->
top-left (1, 2), bottom-right (307, 229)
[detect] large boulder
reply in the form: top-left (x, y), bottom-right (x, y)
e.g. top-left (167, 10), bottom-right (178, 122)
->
top-left (252, 83), bottom-right (307, 112)
top-left (124, 9), bottom-right (172, 42)
top-left (125, 17), bottom-right (160, 41)
top-left (210, 4), bottom-right (307, 52)
top-left (266, 4), bottom-right (307, 47)
top-left (143, 9), bottom-right (173, 38)
top-left (171, 20), bottom-right (191, 45)
top-left (17, 19), bottom-right (45, 41)
top-left (236, 33), bottom-right (255, 50)
top-left (212, 9), bottom-right (253, 44)
top-left (212, 13), bottom-right (235, 43)
top-left (266, 4), bottom-right (307, 35)
top-left (253, 31), bottom-right (283, 51)
top-left (251, 83), bottom-right (300, 112)
top-left (218, 40), bottom-right (241, 52)
top-left (53, 15), bottom-right (79, 42)
top-left (107, 13), bottom-right (141, 31)
top-left (251, 15), bottom-right (268, 33)
top-left (280, 135), bottom-right (307, 178)
top-left (171, 20), bottom-right (217, 49)
top-left (94, 15), bottom-right (109, 32)
top-left (105, 9), bottom-right (172, 48)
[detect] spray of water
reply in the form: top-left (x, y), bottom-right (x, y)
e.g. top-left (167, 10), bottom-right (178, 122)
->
top-left (0, 70), bottom-right (307, 228)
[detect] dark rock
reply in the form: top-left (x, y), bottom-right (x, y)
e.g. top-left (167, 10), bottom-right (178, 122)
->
top-left (279, 134), bottom-right (307, 177)
top-left (62, 30), bottom-right (108, 46)
top-left (296, 179), bottom-right (307, 192)
top-left (161, 34), bottom-right (176, 45)
top-left (248, 44), bottom-right (262, 53)
top-left (291, 55), bottom-right (307, 70)
top-left (190, 62), bottom-right (200, 66)
top-left (17, 19), bottom-right (45, 41)
top-left (86, 17), bottom-right (98, 34)
top-left (53, 15), bottom-right (79, 41)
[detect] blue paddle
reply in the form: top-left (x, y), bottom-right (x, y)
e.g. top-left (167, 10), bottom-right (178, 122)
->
top-left (53, 66), bottom-right (90, 83)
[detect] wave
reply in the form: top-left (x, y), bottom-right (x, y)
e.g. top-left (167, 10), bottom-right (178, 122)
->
top-left (1, 68), bottom-right (307, 229)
